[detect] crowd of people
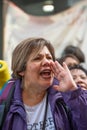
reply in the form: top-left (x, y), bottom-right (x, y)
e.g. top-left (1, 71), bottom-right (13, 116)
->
top-left (1, 37), bottom-right (87, 130)
top-left (58, 44), bottom-right (87, 90)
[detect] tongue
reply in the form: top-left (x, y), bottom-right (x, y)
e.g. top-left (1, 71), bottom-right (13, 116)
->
top-left (40, 72), bottom-right (51, 78)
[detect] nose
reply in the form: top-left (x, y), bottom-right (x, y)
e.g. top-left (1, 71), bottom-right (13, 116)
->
top-left (75, 77), bottom-right (83, 84)
top-left (41, 57), bottom-right (51, 67)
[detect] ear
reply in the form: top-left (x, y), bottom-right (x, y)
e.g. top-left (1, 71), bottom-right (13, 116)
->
top-left (18, 71), bottom-right (24, 76)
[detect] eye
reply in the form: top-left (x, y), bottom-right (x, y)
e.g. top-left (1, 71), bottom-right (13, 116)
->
top-left (34, 56), bottom-right (41, 60)
top-left (73, 77), bottom-right (76, 80)
top-left (72, 75), bottom-right (77, 80)
top-left (33, 55), bottom-right (42, 61)
top-left (81, 76), bottom-right (87, 79)
top-left (47, 55), bottom-right (53, 60)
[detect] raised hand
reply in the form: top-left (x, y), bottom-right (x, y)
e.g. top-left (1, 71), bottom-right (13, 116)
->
top-left (50, 61), bottom-right (78, 92)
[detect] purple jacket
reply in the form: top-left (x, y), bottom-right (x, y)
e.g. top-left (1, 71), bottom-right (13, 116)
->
top-left (2, 79), bottom-right (87, 130)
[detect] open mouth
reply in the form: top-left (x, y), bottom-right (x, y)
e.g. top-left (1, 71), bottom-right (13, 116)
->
top-left (40, 69), bottom-right (52, 78)
top-left (78, 83), bottom-right (87, 90)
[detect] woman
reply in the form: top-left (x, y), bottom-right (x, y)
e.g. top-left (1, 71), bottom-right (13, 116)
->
top-left (61, 45), bottom-right (85, 63)
top-left (57, 54), bottom-right (80, 68)
top-left (2, 37), bottom-right (87, 130)
top-left (69, 64), bottom-right (87, 90)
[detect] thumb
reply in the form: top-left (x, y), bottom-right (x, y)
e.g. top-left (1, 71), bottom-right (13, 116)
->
top-left (53, 85), bottom-right (60, 91)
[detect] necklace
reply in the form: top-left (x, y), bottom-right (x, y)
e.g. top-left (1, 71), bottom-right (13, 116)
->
top-left (42, 94), bottom-right (48, 130)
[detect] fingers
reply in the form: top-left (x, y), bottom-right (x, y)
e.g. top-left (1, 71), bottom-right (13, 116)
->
top-left (55, 61), bottom-right (63, 71)
top-left (53, 85), bottom-right (60, 91)
top-left (53, 85), bottom-right (66, 92)
top-left (62, 62), bottom-right (73, 78)
top-left (62, 62), bottom-right (69, 72)
top-left (51, 61), bottom-right (78, 92)
top-left (50, 61), bottom-right (66, 81)
top-left (50, 61), bottom-right (64, 74)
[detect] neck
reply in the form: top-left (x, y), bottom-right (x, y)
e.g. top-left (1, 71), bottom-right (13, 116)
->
top-left (22, 89), bottom-right (47, 106)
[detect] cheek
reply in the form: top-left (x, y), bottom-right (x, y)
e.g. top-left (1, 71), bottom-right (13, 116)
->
top-left (25, 65), bottom-right (37, 79)
top-left (27, 63), bottom-right (39, 72)
top-left (74, 79), bottom-right (78, 83)
top-left (84, 79), bottom-right (87, 83)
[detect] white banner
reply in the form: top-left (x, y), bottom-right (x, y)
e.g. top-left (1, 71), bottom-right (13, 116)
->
top-left (4, 1), bottom-right (87, 71)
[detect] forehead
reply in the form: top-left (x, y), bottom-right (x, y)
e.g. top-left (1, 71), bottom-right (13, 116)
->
top-left (38, 46), bottom-right (51, 54)
top-left (65, 57), bottom-right (79, 66)
top-left (70, 69), bottom-right (86, 76)
top-left (65, 57), bottom-right (79, 63)
top-left (29, 46), bottom-right (51, 58)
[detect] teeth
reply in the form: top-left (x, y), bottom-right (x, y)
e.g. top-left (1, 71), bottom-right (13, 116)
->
top-left (40, 70), bottom-right (51, 75)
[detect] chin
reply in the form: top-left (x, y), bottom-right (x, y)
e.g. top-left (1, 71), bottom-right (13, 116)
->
top-left (45, 80), bottom-right (53, 87)
top-left (41, 78), bottom-right (53, 87)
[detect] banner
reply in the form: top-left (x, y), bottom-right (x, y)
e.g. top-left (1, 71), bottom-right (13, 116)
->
top-left (3, 0), bottom-right (87, 70)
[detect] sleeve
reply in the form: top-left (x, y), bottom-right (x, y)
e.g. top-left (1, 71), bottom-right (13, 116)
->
top-left (61, 88), bottom-right (87, 130)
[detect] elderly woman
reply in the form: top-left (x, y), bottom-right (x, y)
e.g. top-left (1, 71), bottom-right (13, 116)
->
top-left (1, 38), bottom-right (87, 130)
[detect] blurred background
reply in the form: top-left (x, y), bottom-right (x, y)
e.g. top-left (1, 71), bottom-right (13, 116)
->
top-left (1, 0), bottom-right (87, 70)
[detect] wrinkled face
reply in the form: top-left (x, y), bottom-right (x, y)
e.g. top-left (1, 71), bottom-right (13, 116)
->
top-left (22, 46), bottom-right (54, 91)
top-left (70, 69), bottom-right (87, 90)
top-left (64, 57), bottom-right (79, 68)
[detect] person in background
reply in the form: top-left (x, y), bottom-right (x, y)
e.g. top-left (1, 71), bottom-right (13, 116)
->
top-left (57, 45), bottom-right (85, 68)
top-left (2, 37), bottom-right (87, 130)
top-left (61, 45), bottom-right (85, 63)
top-left (69, 63), bottom-right (87, 90)
top-left (57, 54), bottom-right (80, 68)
